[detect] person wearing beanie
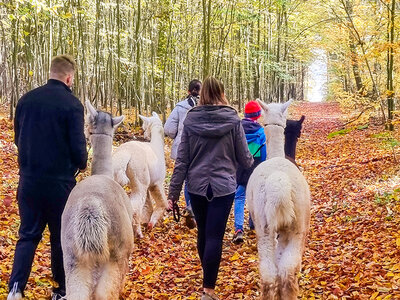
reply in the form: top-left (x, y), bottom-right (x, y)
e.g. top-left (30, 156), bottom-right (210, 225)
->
top-left (232, 100), bottom-right (267, 244)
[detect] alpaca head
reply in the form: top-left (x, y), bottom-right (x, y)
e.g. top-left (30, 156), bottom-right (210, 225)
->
top-left (284, 115), bottom-right (305, 160)
top-left (139, 112), bottom-right (163, 140)
top-left (285, 115), bottom-right (305, 139)
top-left (257, 99), bottom-right (292, 128)
top-left (85, 100), bottom-right (124, 143)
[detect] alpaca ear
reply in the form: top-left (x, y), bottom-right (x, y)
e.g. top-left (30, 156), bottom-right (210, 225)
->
top-left (112, 115), bottom-right (124, 129)
top-left (299, 115), bottom-right (305, 124)
top-left (256, 98), bottom-right (269, 112)
top-left (152, 111), bottom-right (160, 119)
top-left (139, 114), bottom-right (148, 122)
top-left (85, 100), bottom-right (98, 119)
top-left (281, 99), bottom-right (292, 115)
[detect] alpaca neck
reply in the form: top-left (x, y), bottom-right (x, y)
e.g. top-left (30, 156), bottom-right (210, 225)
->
top-left (91, 134), bottom-right (113, 177)
top-left (150, 125), bottom-right (165, 162)
top-left (265, 125), bottom-right (285, 158)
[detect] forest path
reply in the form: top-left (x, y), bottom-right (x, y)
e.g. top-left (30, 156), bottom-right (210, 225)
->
top-left (1, 102), bottom-right (400, 299)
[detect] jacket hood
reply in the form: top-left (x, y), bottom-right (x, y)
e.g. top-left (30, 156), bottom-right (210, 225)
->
top-left (184, 105), bottom-right (240, 138)
top-left (242, 118), bottom-right (263, 134)
top-left (176, 99), bottom-right (193, 110)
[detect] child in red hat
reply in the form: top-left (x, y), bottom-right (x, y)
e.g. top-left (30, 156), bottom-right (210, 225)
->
top-left (233, 100), bottom-right (267, 244)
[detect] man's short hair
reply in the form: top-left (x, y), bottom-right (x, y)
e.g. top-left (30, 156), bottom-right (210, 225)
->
top-left (50, 55), bottom-right (76, 76)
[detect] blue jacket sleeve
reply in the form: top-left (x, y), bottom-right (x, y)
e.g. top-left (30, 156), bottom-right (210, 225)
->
top-left (235, 123), bottom-right (254, 169)
top-left (164, 107), bottom-right (179, 139)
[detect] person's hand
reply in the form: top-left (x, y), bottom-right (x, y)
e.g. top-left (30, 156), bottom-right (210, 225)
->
top-left (167, 199), bottom-right (174, 211)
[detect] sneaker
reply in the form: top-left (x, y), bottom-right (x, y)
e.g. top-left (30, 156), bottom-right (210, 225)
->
top-left (51, 292), bottom-right (67, 300)
top-left (232, 229), bottom-right (244, 244)
top-left (201, 292), bottom-right (219, 300)
top-left (7, 283), bottom-right (23, 300)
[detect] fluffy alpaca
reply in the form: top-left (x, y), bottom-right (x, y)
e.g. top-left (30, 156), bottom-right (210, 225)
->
top-left (284, 115), bottom-right (305, 161)
top-left (61, 101), bottom-right (134, 300)
top-left (247, 100), bottom-right (310, 300)
top-left (112, 112), bottom-right (167, 238)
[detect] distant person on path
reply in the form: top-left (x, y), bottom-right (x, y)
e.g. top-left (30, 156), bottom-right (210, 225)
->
top-left (164, 79), bottom-right (202, 229)
top-left (167, 76), bottom-right (253, 300)
top-left (8, 55), bottom-right (88, 300)
top-left (232, 100), bottom-right (267, 244)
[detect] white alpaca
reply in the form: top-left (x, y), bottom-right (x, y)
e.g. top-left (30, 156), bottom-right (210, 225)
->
top-left (112, 112), bottom-right (167, 238)
top-left (61, 101), bottom-right (134, 300)
top-left (247, 100), bottom-right (310, 300)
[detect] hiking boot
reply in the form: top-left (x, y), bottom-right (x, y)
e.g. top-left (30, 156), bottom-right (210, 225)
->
top-left (201, 292), bottom-right (219, 300)
top-left (7, 283), bottom-right (23, 300)
top-left (232, 229), bottom-right (244, 244)
top-left (183, 209), bottom-right (196, 229)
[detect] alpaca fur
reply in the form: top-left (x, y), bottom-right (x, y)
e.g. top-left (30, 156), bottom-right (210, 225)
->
top-left (61, 101), bottom-right (134, 300)
top-left (247, 100), bottom-right (310, 300)
top-left (284, 116), bottom-right (305, 161)
top-left (112, 112), bottom-right (168, 238)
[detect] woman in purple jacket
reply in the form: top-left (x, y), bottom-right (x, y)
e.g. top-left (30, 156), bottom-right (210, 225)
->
top-left (168, 76), bottom-right (253, 300)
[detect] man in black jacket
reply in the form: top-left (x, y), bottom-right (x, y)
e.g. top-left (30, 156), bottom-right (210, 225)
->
top-left (8, 55), bottom-right (88, 300)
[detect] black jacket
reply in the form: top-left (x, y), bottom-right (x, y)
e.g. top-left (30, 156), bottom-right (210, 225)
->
top-left (168, 105), bottom-right (253, 201)
top-left (14, 79), bottom-right (88, 181)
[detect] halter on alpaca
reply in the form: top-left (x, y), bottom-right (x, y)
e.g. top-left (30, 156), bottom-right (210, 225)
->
top-left (247, 100), bottom-right (311, 300)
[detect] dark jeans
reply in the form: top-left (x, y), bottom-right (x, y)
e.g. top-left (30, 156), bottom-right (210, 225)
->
top-left (189, 191), bottom-right (234, 289)
top-left (9, 176), bottom-right (75, 294)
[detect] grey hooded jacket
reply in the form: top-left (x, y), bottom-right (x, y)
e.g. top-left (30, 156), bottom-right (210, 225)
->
top-left (168, 105), bottom-right (254, 201)
top-left (164, 97), bottom-right (197, 160)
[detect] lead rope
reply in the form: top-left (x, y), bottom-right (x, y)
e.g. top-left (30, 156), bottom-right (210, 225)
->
top-left (172, 200), bottom-right (181, 222)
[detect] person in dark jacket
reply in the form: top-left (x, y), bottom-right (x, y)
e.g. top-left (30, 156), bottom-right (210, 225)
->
top-left (8, 55), bottom-right (87, 300)
top-left (168, 76), bottom-right (253, 300)
top-left (232, 101), bottom-right (267, 244)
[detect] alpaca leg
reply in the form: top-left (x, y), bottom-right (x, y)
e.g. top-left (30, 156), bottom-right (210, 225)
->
top-left (277, 232), bottom-right (304, 300)
top-left (147, 183), bottom-right (167, 228)
top-left (130, 190), bottom-right (146, 239)
top-left (65, 263), bottom-right (92, 300)
top-left (142, 190), bottom-right (154, 224)
top-left (94, 261), bottom-right (122, 300)
top-left (256, 232), bottom-right (279, 300)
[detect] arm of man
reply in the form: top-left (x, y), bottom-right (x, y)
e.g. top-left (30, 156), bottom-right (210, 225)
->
top-left (168, 126), bottom-right (190, 204)
top-left (164, 106), bottom-right (179, 139)
top-left (235, 123), bottom-right (254, 169)
top-left (68, 102), bottom-right (88, 170)
top-left (14, 102), bottom-right (21, 147)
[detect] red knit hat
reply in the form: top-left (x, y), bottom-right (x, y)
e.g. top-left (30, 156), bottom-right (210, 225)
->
top-left (244, 101), bottom-right (262, 120)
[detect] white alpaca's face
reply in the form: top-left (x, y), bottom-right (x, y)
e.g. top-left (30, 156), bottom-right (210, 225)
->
top-left (139, 112), bottom-right (162, 141)
top-left (84, 100), bottom-right (124, 142)
top-left (258, 100), bottom-right (291, 128)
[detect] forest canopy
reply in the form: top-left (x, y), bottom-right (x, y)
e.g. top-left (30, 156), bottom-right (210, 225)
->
top-left (0, 0), bottom-right (398, 127)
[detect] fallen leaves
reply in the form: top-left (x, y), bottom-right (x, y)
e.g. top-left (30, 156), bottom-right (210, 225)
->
top-left (0, 102), bottom-right (400, 299)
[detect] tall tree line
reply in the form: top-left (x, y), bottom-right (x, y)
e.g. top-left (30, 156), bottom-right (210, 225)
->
top-left (0, 0), bottom-right (317, 121)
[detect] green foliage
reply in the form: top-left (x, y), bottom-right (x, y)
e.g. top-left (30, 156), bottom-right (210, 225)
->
top-left (374, 189), bottom-right (400, 206)
top-left (327, 128), bottom-right (352, 138)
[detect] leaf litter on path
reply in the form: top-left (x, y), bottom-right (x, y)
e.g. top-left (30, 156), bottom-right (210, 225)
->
top-left (1, 102), bottom-right (399, 299)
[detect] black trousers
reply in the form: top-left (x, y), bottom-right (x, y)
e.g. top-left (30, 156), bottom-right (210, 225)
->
top-left (189, 191), bottom-right (235, 289)
top-left (9, 176), bottom-right (75, 294)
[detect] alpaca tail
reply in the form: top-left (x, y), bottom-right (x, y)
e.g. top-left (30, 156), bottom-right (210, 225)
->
top-left (112, 150), bottom-right (130, 186)
top-left (264, 171), bottom-right (295, 231)
top-left (74, 198), bottom-right (109, 262)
